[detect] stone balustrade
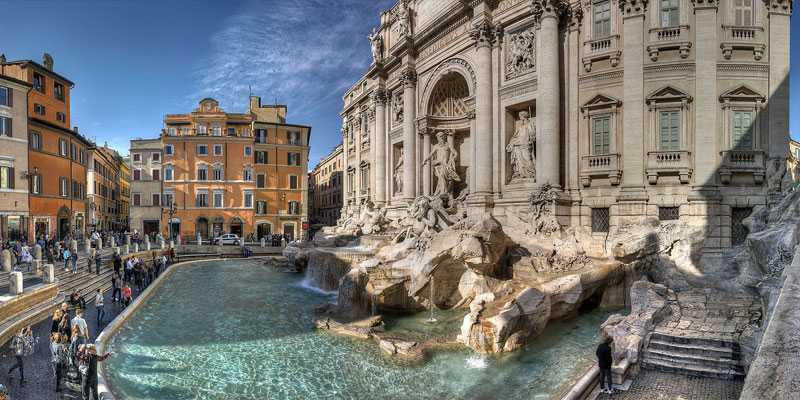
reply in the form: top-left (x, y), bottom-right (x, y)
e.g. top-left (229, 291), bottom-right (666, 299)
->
top-left (719, 150), bottom-right (766, 185)
top-left (580, 153), bottom-right (622, 187)
top-left (645, 150), bottom-right (693, 184)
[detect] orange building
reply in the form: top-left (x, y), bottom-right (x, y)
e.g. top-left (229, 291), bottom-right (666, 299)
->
top-left (250, 96), bottom-right (310, 242)
top-left (161, 98), bottom-right (255, 241)
top-left (88, 145), bottom-right (124, 232)
top-left (1, 54), bottom-right (90, 241)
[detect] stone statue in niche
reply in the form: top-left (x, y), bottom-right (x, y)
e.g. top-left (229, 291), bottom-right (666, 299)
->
top-left (505, 28), bottom-right (535, 79)
top-left (368, 28), bottom-right (384, 63)
top-left (423, 130), bottom-right (461, 202)
top-left (767, 157), bottom-right (794, 194)
top-left (394, 147), bottom-right (404, 195)
top-left (392, 92), bottom-right (404, 123)
top-left (393, 1), bottom-right (412, 38)
top-left (507, 111), bottom-right (536, 182)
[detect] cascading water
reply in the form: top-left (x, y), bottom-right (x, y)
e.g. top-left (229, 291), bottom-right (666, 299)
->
top-left (425, 276), bottom-right (437, 324)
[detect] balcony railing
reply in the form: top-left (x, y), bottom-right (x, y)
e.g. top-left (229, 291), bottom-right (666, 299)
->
top-left (647, 25), bottom-right (691, 61)
top-left (580, 153), bottom-right (621, 187)
top-left (721, 25), bottom-right (765, 60)
top-left (646, 150), bottom-right (693, 184)
top-left (581, 35), bottom-right (621, 72)
top-left (719, 150), bottom-right (766, 185)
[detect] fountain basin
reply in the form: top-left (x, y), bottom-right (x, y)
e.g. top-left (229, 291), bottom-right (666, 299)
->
top-left (101, 259), bottom-right (611, 399)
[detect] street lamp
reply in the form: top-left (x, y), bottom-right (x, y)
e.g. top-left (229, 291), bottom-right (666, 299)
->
top-left (167, 202), bottom-right (177, 240)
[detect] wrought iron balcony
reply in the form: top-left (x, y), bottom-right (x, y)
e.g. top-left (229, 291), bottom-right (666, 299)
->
top-left (719, 150), bottom-right (766, 185)
top-left (580, 153), bottom-right (621, 187)
top-left (646, 150), bottom-right (693, 184)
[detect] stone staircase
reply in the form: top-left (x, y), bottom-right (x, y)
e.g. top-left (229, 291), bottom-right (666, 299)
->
top-left (641, 331), bottom-right (745, 380)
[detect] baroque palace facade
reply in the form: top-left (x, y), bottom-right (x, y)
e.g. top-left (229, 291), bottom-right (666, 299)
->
top-left (341, 0), bottom-right (791, 251)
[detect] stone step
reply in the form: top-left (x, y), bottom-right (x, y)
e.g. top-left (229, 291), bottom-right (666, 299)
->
top-left (647, 338), bottom-right (740, 359)
top-left (641, 356), bottom-right (745, 380)
top-left (649, 331), bottom-right (740, 351)
top-left (643, 348), bottom-right (744, 371)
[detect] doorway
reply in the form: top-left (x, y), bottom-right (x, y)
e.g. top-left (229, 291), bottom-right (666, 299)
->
top-left (283, 224), bottom-right (295, 242)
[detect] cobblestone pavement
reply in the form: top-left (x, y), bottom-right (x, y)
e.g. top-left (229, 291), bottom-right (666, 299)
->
top-left (0, 286), bottom-right (139, 399)
top-left (596, 370), bottom-right (744, 400)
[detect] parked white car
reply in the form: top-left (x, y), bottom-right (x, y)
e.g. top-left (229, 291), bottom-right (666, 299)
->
top-left (215, 233), bottom-right (241, 246)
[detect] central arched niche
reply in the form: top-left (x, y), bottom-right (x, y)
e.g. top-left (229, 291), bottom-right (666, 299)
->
top-left (427, 72), bottom-right (470, 117)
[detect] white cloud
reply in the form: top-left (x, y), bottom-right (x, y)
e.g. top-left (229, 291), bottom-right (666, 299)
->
top-left (191, 0), bottom-right (392, 118)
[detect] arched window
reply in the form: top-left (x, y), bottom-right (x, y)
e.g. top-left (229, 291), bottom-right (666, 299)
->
top-left (164, 165), bottom-right (174, 181)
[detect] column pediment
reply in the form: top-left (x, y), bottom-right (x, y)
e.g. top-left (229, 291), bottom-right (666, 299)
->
top-left (581, 94), bottom-right (622, 111)
top-left (646, 86), bottom-right (692, 104)
top-left (719, 85), bottom-right (766, 103)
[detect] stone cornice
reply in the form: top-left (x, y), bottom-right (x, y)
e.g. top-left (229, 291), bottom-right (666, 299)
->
top-left (618, 0), bottom-right (648, 18)
top-left (531, 0), bottom-right (569, 23)
top-left (763, 0), bottom-right (792, 15)
top-left (690, 0), bottom-right (718, 11)
top-left (470, 20), bottom-right (497, 48)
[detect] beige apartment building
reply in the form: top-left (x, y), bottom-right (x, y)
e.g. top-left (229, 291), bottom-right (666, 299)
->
top-left (309, 143), bottom-right (344, 228)
top-left (0, 74), bottom-right (30, 242)
top-left (129, 138), bottom-right (163, 237)
top-left (342, 0), bottom-right (792, 251)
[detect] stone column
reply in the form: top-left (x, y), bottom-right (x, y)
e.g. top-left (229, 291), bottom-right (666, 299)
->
top-left (533, 1), bottom-right (563, 187)
top-left (471, 20), bottom-right (496, 195)
top-left (616, 0), bottom-right (649, 225)
top-left (341, 125), bottom-right (349, 207)
top-left (401, 67), bottom-right (418, 201)
top-left (422, 129), bottom-right (432, 195)
top-left (355, 115), bottom-right (363, 203)
top-left (44, 264), bottom-right (55, 284)
top-left (766, 0), bottom-right (792, 157)
top-left (34, 244), bottom-right (43, 274)
top-left (373, 88), bottom-right (388, 205)
top-left (567, 6), bottom-right (583, 226)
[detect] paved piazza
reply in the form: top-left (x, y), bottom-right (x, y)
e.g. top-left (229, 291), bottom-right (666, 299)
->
top-left (597, 370), bottom-right (744, 400)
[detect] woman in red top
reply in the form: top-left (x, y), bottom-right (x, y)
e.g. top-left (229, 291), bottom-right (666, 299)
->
top-left (121, 284), bottom-right (132, 308)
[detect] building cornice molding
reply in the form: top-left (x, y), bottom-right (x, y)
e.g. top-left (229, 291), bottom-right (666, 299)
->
top-left (618, 0), bottom-right (649, 18)
top-left (763, 0), bottom-right (792, 15)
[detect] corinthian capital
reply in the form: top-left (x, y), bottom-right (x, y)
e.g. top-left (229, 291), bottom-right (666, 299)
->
top-left (567, 4), bottom-right (583, 31)
top-left (691, 0), bottom-right (718, 10)
top-left (618, 0), bottom-right (648, 18)
top-left (371, 88), bottom-right (388, 106)
top-left (400, 68), bottom-right (417, 88)
top-left (470, 20), bottom-right (497, 48)
top-left (531, 0), bottom-right (568, 24)
top-left (763, 0), bottom-right (792, 15)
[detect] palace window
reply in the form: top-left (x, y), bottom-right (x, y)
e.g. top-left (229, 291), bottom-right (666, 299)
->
top-left (213, 190), bottom-right (224, 208)
top-left (591, 208), bottom-right (610, 233)
top-left (152, 169), bottom-right (160, 181)
top-left (34, 103), bottom-right (45, 116)
top-left (198, 125), bottom-right (208, 135)
top-left (256, 201), bottom-right (267, 215)
top-left (30, 174), bottom-right (41, 194)
top-left (213, 144), bottom-right (223, 156)
top-left (165, 144), bottom-right (174, 155)
top-left (288, 201), bottom-right (300, 215)
top-left (242, 127), bottom-right (251, 137)
top-left (289, 175), bottom-right (298, 189)
top-left (213, 164), bottom-right (224, 181)
top-left (195, 191), bottom-right (209, 207)
top-left (659, 207), bottom-right (680, 221)
top-left (288, 153), bottom-right (301, 166)
top-left (243, 167), bottom-right (253, 181)
top-left (0, 117), bottom-right (11, 137)
top-left (227, 127), bottom-right (236, 136)
top-left (33, 73), bottom-right (44, 93)
top-left (288, 131), bottom-right (300, 145)
top-left (133, 193), bottom-right (141, 206)
top-left (163, 192), bottom-right (174, 207)
top-left (731, 111), bottom-right (754, 150)
top-left (243, 191), bottom-right (253, 208)
top-left (197, 165), bottom-right (208, 181)
top-left (212, 124), bottom-right (221, 136)
top-left (593, 0), bottom-right (611, 38)
top-left (197, 144), bottom-right (208, 156)
top-left (734, 0), bottom-right (754, 26)
top-left (658, 110), bottom-right (681, 151)
top-left (56, 112), bottom-right (66, 123)
top-left (54, 82), bottom-right (65, 101)
top-left (720, 85), bottom-right (765, 151)
top-left (164, 165), bottom-right (174, 181)
top-left (244, 146), bottom-right (252, 156)
top-left (152, 193), bottom-right (161, 207)
top-left (60, 177), bottom-right (68, 197)
top-left (133, 169), bottom-right (141, 181)
top-left (660, 0), bottom-right (679, 27)
top-left (591, 115), bottom-right (611, 155)
top-left (0, 165), bottom-right (14, 189)
top-left (255, 151), bottom-right (267, 164)
top-left (132, 153), bottom-right (140, 162)
top-left (167, 127), bottom-right (177, 136)
top-left (256, 129), bottom-right (267, 143)
top-left (0, 86), bottom-right (10, 107)
top-left (257, 174), bottom-right (265, 188)
top-left (151, 152), bottom-right (160, 162)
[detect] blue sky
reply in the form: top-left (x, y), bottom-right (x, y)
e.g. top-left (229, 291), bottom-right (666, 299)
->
top-left (0, 0), bottom-right (797, 167)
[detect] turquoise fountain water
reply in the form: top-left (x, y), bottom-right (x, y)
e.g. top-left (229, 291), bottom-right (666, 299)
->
top-left (104, 259), bottom-right (611, 400)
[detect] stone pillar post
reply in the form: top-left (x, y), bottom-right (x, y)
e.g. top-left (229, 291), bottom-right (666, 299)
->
top-left (260, 237), bottom-right (266, 248)
top-left (342, 125), bottom-right (350, 208)
top-left (567, 6), bottom-right (583, 226)
top-left (44, 264), bottom-right (55, 284)
top-left (1, 249), bottom-right (10, 272)
top-left (9, 272), bottom-right (23, 295)
top-left (373, 88), bottom-right (388, 205)
top-left (533, 1), bottom-right (563, 188)
top-left (422, 130), bottom-right (432, 195)
top-left (766, 0), bottom-right (792, 157)
top-left (34, 244), bottom-right (43, 274)
top-left (133, 243), bottom-right (139, 253)
top-left (145, 236), bottom-right (151, 251)
top-left (84, 241), bottom-right (91, 255)
top-left (401, 67), bottom-right (418, 201)
top-left (196, 233), bottom-right (202, 245)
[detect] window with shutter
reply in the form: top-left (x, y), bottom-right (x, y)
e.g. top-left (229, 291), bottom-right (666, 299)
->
top-left (661, 0), bottom-right (679, 27)
top-left (0, 117), bottom-right (11, 137)
top-left (593, 0), bottom-right (611, 38)
top-left (734, 0), bottom-right (754, 26)
top-left (732, 111), bottom-right (754, 149)
top-left (659, 111), bottom-right (680, 151)
top-left (257, 174), bottom-right (265, 188)
top-left (591, 115), bottom-right (611, 155)
top-left (0, 86), bottom-right (9, 107)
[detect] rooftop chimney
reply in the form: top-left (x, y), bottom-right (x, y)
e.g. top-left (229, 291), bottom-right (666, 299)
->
top-left (73, 126), bottom-right (79, 133)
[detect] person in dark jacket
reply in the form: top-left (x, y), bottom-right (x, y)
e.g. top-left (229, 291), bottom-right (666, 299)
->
top-left (596, 336), bottom-right (614, 394)
top-left (77, 344), bottom-right (112, 400)
top-left (112, 254), bottom-right (122, 276)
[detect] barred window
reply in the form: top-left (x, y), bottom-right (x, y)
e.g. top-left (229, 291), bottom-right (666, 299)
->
top-left (659, 207), bottom-right (680, 221)
top-left (591, 208), bottom-right (610, 233)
